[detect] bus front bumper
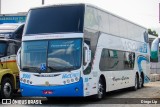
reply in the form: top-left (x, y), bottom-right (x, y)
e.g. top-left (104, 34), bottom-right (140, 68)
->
top-left (20, 78), bottom-right (83, 97)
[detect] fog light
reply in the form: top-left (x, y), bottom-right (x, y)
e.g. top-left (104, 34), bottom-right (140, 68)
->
top-left (75, 88), bottom-right (79, 92)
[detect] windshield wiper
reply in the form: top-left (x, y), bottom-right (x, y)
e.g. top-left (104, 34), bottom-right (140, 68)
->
top-left (47, 65), bottom-right (76, 72)
top-left (22, 67), bottom-right (41, 73)
top-left (63, 66), bottom-right (75, 70)
top-left (47, 66), bottom-right (62, 71)
top-left (56, 66), bottom-right (77, 71)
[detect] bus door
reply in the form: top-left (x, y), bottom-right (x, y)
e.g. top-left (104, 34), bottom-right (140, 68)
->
top-left (82, 43), bottom-right (98, 96)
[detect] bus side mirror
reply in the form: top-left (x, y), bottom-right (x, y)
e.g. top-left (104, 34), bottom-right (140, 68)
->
top-left (144, 31), bottom-right (149, 43)
top-left (84, 49), bottom-right (91, 64)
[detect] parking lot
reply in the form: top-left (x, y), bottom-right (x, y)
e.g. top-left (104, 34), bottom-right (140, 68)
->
top-left (1, 81), bottom-right (160, 106)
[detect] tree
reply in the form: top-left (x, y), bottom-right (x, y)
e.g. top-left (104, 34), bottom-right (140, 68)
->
top-left (148, 29), bottom-right (158, 37)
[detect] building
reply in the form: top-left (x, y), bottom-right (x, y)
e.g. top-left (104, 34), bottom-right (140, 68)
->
top-left (0, 12), bottom-right (27, 24)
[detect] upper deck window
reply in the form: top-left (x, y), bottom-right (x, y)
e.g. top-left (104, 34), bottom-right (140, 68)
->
top-left (24, 5), bottom-right (84, 35)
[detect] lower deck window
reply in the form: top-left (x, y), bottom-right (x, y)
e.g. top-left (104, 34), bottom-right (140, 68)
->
top-left (99, 49), bottom-right (135, 71)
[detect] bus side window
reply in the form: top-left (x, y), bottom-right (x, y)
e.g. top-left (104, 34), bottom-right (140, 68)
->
top-left (99, 49), bottom-right (135, 71)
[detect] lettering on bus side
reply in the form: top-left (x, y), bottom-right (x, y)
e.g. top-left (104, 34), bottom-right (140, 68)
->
top-left (62, 73), bottom-right (79, 79)
top-left (122, 39), bottom-right (147, 53)
top-left (112, 76), bottom-right (129, 82)
top-left (22, 74), bottom-right (31, 79)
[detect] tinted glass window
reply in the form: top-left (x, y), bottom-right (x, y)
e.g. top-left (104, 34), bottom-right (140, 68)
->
top-left (48, 39), bottom-right (82, 71)
top-left (24, 5), bottom-right (84, 35)
top-left (99, 49), bottom-right (135, 71)
top-left (21, 39), bottom-right (82, 73)
top-left (21, 41), bottom-right (48, 72)
top-left (0, 42), bottom-right (7, 57)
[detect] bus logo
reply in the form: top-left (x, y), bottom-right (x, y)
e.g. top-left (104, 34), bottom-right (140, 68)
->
top-left (22, 74), bottom-right (31, 79)
top-left (62, 73), bottom-right (79, 79)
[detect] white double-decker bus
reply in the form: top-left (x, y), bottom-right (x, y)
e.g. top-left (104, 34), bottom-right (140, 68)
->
top-left (17, 4), bottom-right (150, 100)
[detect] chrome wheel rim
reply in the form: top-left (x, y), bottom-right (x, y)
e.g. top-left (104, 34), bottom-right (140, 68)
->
top-left (3, 82), bottom-right (12, 98)
top-left (135, 76), bottom-right (137, 89)
top-left (139, 76), bottom-right (142, 88)
top-left (98, 81), bottom-right (104, 99)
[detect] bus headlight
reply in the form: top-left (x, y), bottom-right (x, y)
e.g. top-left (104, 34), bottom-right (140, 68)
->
top-left (71, 79), bottom-right (74, 82)
top-left (75, 77), bottom-right (79, 81)
top-left (23, 79), bottom-right (26, 83)
top-left (75, 88), bottom-right (79, 92)
top-left (20, 78), bottom-right (23, 81)
top-left (67, 79), bottom-right (70, 83)
top-left (63, 81), bottom-right (66, 84)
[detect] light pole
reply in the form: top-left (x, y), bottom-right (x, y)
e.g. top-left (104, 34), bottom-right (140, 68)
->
top-left (42, 0), bottom-right (44, 5)
top-left (0, 0), bottom-right (1, 14)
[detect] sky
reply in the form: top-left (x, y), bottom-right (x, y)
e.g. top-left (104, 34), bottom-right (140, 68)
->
top-left (1, 0), bottom-right (160, 34)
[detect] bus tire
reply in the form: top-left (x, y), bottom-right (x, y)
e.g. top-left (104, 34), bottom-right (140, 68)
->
top-left (141, 74), bottom-right (144, 87)
top-left (94, 78), bottom-right (105, 100)
top-left (1, 78), bottom-right (13, 98)
top-left (132, 74), bottom-right (138, 91)
top-left (138, 75), bottom-right (143, 89)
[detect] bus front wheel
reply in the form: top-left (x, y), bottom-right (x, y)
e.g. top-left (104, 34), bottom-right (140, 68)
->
top-left (94, 78), bottom-right (105, 100)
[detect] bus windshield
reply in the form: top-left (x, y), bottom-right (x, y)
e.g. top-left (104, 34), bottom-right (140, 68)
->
top-left (0, 42), bottom-right (7, 57)
top-left (21, 39), bottom-right (82, 73)
top-left (24, 5), bottom-right (84, 35)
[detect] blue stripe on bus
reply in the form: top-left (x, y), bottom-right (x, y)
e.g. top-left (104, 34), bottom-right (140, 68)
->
top-left (137, 55), bottom-right (150, 83)
top-left (20, 77), bottom-right (83, 97)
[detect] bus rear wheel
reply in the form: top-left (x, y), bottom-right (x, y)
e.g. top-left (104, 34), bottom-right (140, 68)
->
top-left (138, 75), bottom-right (143, 89)
top-left (132, 74), bottom-right (138, 91)
top-left (1, 78), bottom-right (13, 98)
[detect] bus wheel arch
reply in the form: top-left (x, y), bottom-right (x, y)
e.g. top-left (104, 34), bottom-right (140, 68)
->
top-left (1, 74), bottom-right (14, 98)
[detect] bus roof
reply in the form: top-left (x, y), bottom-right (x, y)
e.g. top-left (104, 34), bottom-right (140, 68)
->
top-left (29, 3), bottom-right (147, 30)
top-left (0, 23), bottom-right (24, 32)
